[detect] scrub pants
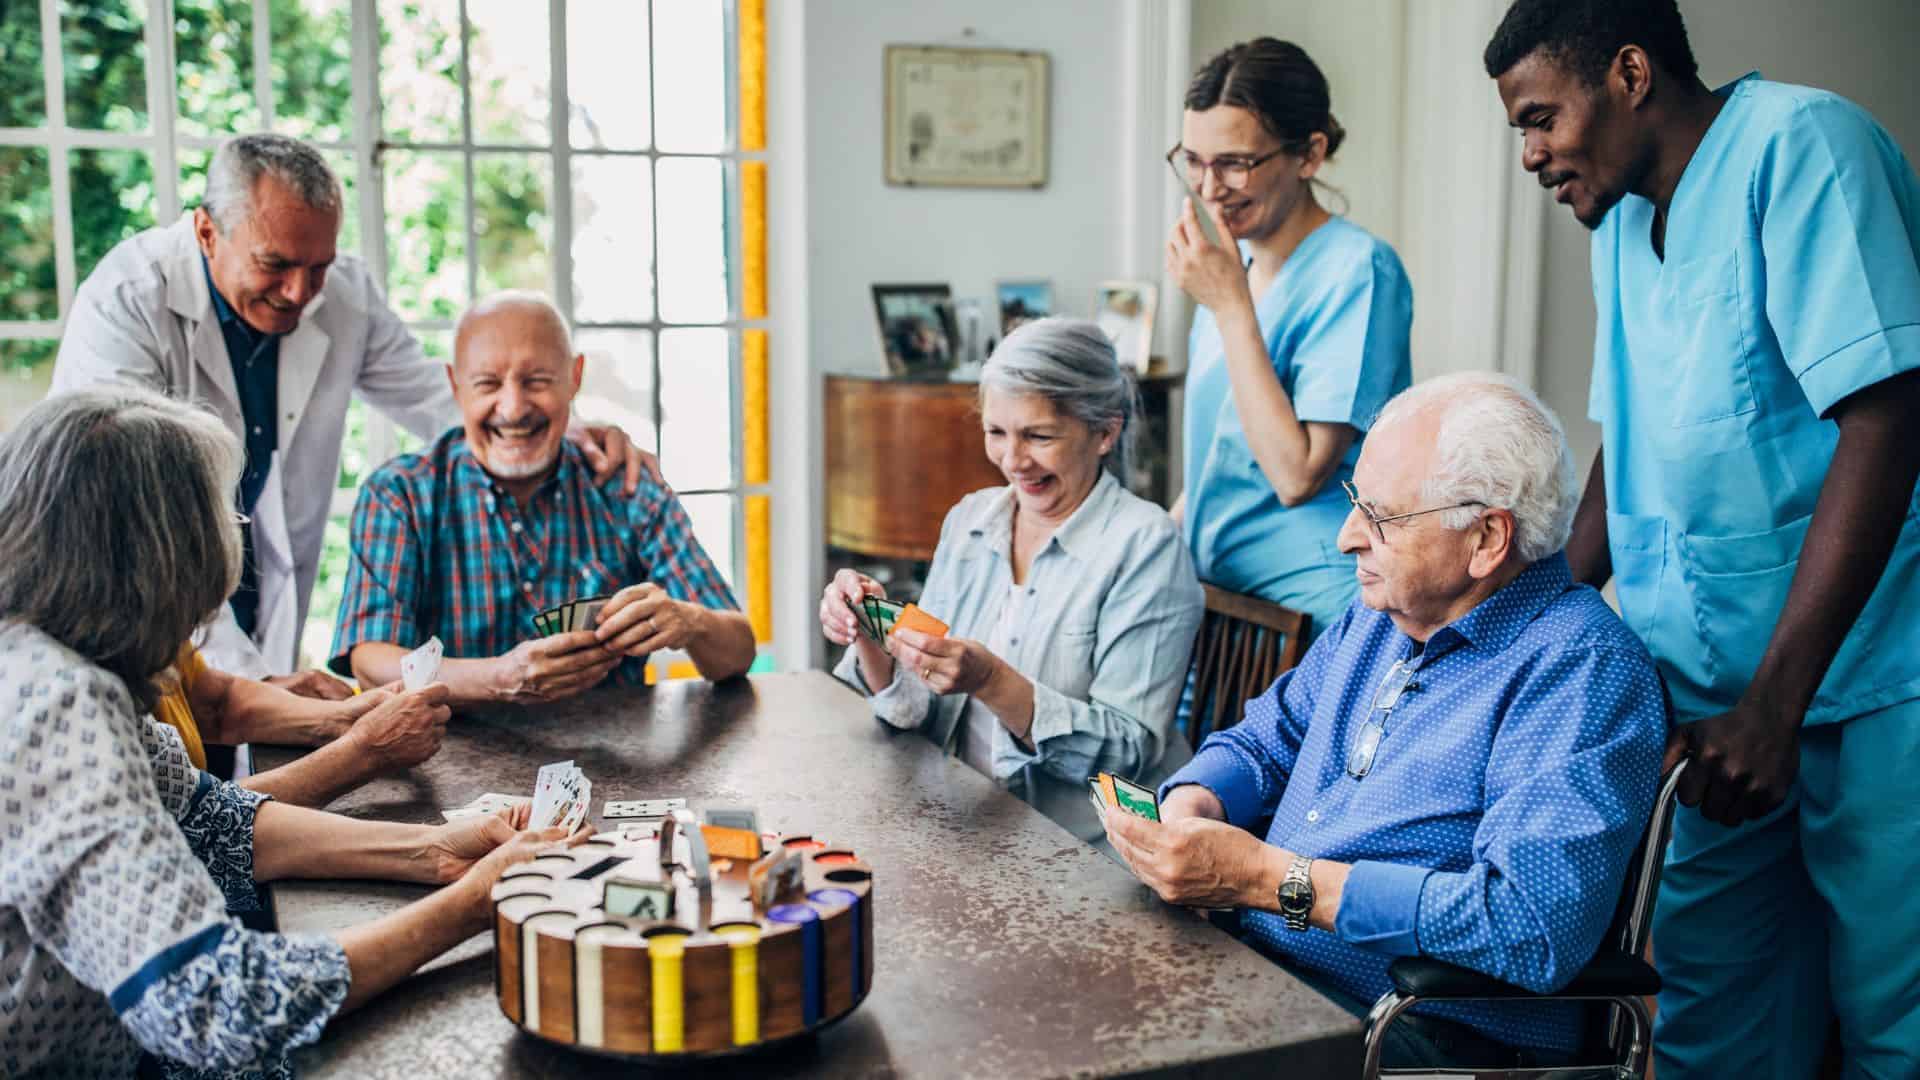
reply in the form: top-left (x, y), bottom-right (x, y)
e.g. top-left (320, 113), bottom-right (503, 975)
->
top-left (1652, 695), bottom-right (1920, 1080)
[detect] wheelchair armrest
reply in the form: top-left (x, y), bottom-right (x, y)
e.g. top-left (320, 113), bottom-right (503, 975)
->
top-left (1388, 951), bottom-right (1660, 1001)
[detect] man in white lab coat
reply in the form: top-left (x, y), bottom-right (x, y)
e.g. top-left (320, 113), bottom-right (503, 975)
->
top-left (54, 133), bottom-right (655, 698)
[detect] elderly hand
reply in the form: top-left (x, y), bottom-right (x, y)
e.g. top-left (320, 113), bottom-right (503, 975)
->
top-left (346, 684), bottom-right (450, 769)
top-left (1671, 695), bottom-right (1802, 826)
top-left (265, 668), bottom-right (354, 701)
top-left (421, 801), bottom-right (531, 884)
top-left (891, 628), bottom-right (1004, 697)
top-left (596, 583), bottom-right (702, 656)
top-left (818, 570), bottom-right (884, 647)
top-left (1165, 197), bottom-right (1251, 318)
top-left (1103, 805), bottom-right (1277, 909)
top-left (451, 815), bottom-right (592, 932)
top-left (565, 423), bottom-right (663, 496)
top-left (497, 632), bottom-right (622, 703)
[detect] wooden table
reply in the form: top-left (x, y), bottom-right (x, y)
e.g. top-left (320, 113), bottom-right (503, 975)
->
top-left (259, 672), bottom-right (1360, 1078)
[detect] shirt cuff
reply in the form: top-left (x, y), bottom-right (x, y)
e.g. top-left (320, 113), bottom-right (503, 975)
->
top-left (1160, 744), bottom-right (1266, 828)
top-left (1334, 859), bottom-right (1432, 958)
top-left (831, 646), bottom-right (925, 731)
top-left (1795, 323), bottom-right (1920, 418)
top-left (1025, 679), bottom-right (1077, 748)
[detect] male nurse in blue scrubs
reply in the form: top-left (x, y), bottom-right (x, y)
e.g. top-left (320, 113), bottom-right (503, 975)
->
top-left (1486, 2), bottom-right (1920, 1077)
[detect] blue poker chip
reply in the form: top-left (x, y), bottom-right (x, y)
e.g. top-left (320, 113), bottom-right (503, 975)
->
top-left (807, 888), bottom-right (859, 909)
top-left (766, 903), bottom-right (820, 924)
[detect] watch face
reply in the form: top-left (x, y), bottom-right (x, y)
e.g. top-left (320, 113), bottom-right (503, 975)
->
top-left (1277, 879), bottom-right (1313, 915)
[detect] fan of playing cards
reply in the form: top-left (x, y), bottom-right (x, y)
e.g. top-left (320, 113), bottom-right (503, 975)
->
top-left (532, 595), bottom-right (609, 638)
top-left (444, 760), bottom-right (592, 832)
top-left (845, 596), bottom-right (949, 647)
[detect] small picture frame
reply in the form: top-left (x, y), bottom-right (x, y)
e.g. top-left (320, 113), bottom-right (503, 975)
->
top-left (995, 279), bottom-right (1053, 336)
top-left (871, 283), bottom-right (956, 377)
top-left (1093, 281), bottom-right (1158, 375)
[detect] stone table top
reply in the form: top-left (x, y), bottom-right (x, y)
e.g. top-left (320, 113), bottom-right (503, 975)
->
top-left (258, 671), bottom-right (1359, 1078)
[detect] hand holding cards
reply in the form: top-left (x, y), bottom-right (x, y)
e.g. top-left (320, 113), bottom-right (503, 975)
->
top-left (531, 595), bottom-right (609, 638)
top-left (400, 635), bottom-right (443, 690)
top-left (530, 760), bottom-right (593, 832)
top-left (1089, 772), bottom-right (1161, 822)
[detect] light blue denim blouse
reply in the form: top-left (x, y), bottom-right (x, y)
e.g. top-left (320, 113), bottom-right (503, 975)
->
top-left (833, 471), bottom-right (1204, 840)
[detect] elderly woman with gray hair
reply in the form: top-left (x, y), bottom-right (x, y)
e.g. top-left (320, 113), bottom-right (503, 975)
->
top-left (821, 318), bottom-right (1204, 843)
top-left (0, 387), bottom-right (577, 1079)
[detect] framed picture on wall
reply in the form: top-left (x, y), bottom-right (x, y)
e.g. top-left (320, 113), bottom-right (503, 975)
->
top-left (884, 45), bottom-right (1050, 188)
top-left (995, 279), bottom-right (1053, 335)
top-left (871, 283), bottom-right (956, 377)
top-left (1093, 281), bottom-right (1158, 375)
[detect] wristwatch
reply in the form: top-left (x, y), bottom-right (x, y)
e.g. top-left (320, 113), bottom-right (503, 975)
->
top-left (1277, 854), bottom-right (1315, 931)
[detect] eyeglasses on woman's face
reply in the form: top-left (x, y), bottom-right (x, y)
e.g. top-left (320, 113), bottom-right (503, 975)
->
top-left (1165, 143), bottom-right (1287, 192)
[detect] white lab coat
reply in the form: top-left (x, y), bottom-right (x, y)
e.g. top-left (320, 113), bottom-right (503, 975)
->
top-left (52, 215), bottom-right (457, 676)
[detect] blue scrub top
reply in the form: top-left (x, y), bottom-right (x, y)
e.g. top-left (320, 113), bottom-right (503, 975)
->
top-left (1182, 216), bottom-right (1412, 636)
top-left (1591, 74), bottom-right (1920, 726)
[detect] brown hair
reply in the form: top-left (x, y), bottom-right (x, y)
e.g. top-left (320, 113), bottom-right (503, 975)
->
top-left (1186, 37), bottom-right (1346, 161)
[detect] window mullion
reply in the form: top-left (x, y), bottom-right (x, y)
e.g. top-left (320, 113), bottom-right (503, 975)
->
top-left (350, 0), bottom-right (386, 284)
top-left (146, 0), bottom-right (180, 222)
top-left (549, 0), bottom-right (574, 317)
top-left (645, 0), bottom-right (662, 459)
top-left (253, 0), bottom-right (274, 128)
top-left (458, 0), bottom-right (478, 303)
top-left (40, 0), bottom-right (75, 320)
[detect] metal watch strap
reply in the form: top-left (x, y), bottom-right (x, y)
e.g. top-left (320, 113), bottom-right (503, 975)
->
top-left (1281, 854), bottom-right (1314, 931)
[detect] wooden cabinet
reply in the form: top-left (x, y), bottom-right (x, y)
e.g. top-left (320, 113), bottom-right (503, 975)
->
top-left (824, 375), bottom-right (1003, 561)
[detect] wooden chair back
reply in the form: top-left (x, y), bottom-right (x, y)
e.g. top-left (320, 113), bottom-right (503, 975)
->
top-left (1185, 584), bottom-right (1310, 750)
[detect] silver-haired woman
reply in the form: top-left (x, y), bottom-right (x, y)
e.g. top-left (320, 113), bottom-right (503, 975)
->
top-left (0, 387), bottom-right (576, 1079)
top-left (819, 318), bottom-right (1205, 842)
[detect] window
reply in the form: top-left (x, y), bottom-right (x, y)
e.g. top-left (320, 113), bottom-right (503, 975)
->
top-left (0, 0), bottom-right (773, 678)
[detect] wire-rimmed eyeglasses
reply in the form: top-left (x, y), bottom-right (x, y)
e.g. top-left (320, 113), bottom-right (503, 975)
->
top-left (1347, 656), bottom-right (1422, 780)
top-left (1341, 479), bottom-right (1483, 544)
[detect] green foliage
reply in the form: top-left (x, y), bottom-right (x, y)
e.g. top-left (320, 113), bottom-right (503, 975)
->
top-left (0, 0), bottom-right (47, 126)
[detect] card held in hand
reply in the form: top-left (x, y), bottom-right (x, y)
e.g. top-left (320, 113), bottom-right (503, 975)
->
top-left (400, 636), bottom-right (443, 691)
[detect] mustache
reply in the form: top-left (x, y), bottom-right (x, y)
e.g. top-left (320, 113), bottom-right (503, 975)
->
top-left (1538, 170), bottom-right (1576, 189)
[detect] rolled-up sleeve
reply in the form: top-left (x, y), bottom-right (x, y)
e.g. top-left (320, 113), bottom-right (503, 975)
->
top-left (1007, 523), bottom-right (1202, 783)
top-left (1336, 646), bottom-right (1666, 990)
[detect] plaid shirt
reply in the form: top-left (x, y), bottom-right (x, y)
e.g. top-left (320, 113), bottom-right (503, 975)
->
top-left (329, 429), bottom-right (738, 684)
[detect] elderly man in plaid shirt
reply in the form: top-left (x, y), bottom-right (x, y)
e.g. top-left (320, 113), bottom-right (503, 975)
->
top-left (330, 291), bottom-right (756, 702)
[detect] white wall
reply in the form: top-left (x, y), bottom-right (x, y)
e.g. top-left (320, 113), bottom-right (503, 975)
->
top-left (1533, 0), bottom-right (1920, 467)
top-left (804, 1), bottom-right (1137, 376)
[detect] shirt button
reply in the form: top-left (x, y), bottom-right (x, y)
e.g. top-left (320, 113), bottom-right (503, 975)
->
top-left (1010, 638), bottom-right (1019, 646)
top-left (510, 522), bottom-right (522, 533)
top-left (1306, 809), bottom-right (1320, 823)
top-left (252, 426), bottom-right (262, 435)
top-left (521, 582), bottom-right (533, 593)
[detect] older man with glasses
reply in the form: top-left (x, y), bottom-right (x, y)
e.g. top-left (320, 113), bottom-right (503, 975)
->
top-left (1103, 372), bottom-right (1667, 1071)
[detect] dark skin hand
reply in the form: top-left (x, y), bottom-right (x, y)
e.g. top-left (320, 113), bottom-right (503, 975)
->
top-left (1563, 449), bottom-right (1613, 589)
top-left (1674, 370), bottom-right (1920, 825)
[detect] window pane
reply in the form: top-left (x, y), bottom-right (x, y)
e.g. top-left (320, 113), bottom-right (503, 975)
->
top-left (400, 329), bottom-right (450, 454)
top-left (335, 397), bottom-right (373, 489)
top-left (473, 153), bottom-right (551, 296)
top-left (568, 0), bottom-right (650, 150)
top-left (656, 157), bottom-right (730, 324)
top-left (71, 149), bottom-right (155, 282)
top-left (62, 0), bottom-right (148, 132)
top-left (651, 0), bottom-right (725, 152)
top-left (0, 149), bottom-right (58, 322)
top-left (174, 0), bottom-right (255, 137)
top-left (327, 152), bottom-right (362, 257)
top-left (0, 0), bottom-right (46, 126)
top-left (571, 156), bottom-right (654, 323)
top-left (678, 492), bottom-right (737, 592)
top-left (378, 0), bottom-right (460, 143)
top-left (466, 0), bottom-right (549, 146)
top-left (179, 148), bottom-right (213, 209)
top-left (383, 150), bottom-right (467, 321)
top-left (574, 329), bottom-right (656, 455)
top-left (272, 0), bottom-right (353, 143)
top-left (1, 341), bottom-right (61, 432)
top-left (658, 328), bottom-right (733, 491)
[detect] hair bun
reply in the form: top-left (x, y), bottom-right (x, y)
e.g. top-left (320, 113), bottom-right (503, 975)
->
top-left (1322, 113), bottom-right (1346, 159)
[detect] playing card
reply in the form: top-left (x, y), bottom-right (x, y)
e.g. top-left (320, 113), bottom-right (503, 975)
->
top-left (441, 792), bottom-right (528, 823)
top-left (530, 760), bottom-right (576, 829)
top-left (577, 596), bottom-right (610, 633)
top-left (560, 776), bottom-right (592, 833)
top-left (1088, 776), bottom-right (1109, 817)
top-left (604, 797), bottom-right (688, 819)
top-left (400, 636), bottom-right (443, 691)
top-left (1109, 774), bottom-right (1161, 822)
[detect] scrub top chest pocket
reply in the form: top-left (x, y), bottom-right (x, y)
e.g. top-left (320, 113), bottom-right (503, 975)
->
top-left (1651, 249), bottom-right (1762, 457)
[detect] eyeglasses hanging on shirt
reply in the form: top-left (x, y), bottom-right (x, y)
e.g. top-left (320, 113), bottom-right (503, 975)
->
top-left (1347, 647), bottom-right (1426, 780)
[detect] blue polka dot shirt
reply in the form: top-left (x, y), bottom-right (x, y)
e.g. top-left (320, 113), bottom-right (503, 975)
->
top-left (1164, 552), bottom-right (1666, 1054)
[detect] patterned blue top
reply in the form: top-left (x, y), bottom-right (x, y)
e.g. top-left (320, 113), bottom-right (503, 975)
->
top-left (330, 429), bottom-right (740, 681)
top-left (1163, 554), bottom-right (1666, 1053)
top-left (0, 622), bottom-right (350, 1078)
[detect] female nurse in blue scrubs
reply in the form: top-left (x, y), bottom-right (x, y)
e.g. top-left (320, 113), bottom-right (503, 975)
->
top-left (1169, 38), bottom-right (1413, 643)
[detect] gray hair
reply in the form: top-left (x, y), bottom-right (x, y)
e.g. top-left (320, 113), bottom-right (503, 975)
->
top-left (0, 386), bottom-right (244, 709)
top-left (203, 133), bottom-right (343, 234)
top-left (1372, 371), bottom-right (1577, 564)
top-left (981, 317), bottom-right (1139, 483)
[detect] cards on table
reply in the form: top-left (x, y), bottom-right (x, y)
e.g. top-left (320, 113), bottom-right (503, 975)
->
top-left (1090, 771), bottom-right (1161, 822)
top-left (603, 797), bottom-right (688, 820)
top-left (530, 760), bottom-right (592, 832)
top-left (846, 595), bottom-right (949, 646)
top-left (400, 635), bottom-right (444, 691)
top-left (531, 595), bottom-right (611, 638)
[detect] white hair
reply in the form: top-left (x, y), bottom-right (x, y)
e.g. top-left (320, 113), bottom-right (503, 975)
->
top-left (203, 133), bottom-right (343, 234)
top-left (1371, 371), bottom-right (1577, 564)
top-left (980, 317), bottom-right (1139, 482)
